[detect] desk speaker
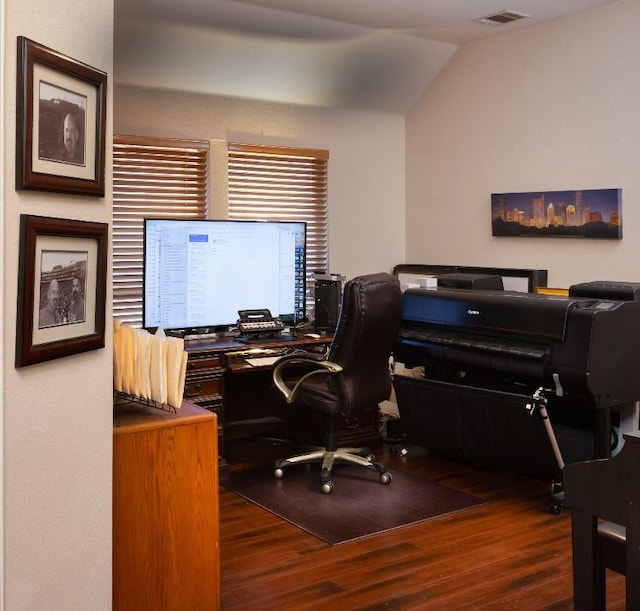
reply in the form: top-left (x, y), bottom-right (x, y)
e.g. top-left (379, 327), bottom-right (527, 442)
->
top-left (315, 278), bottom-right (342, 332)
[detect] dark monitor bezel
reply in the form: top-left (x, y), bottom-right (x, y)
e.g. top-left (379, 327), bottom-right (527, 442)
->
top-left (142, 218), bottom-right (307, 333)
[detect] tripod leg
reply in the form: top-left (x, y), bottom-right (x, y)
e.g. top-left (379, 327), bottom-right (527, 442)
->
top-left (528, 389), bottom-right (566, 513)
top-left (538, 402), bottom-right (566, 513)
top-left (539, 403), bottom-right (565, 470)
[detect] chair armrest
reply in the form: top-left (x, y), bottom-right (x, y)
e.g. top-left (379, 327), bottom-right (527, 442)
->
top-left (273, 354), bottom-right (343, 404)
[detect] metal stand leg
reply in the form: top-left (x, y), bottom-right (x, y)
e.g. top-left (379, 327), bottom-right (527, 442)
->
top-left (526, 387), bottom-right (565, 514)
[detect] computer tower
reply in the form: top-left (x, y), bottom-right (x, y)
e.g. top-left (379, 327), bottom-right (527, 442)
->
top-left (314, 275), bottom-right (342, 332)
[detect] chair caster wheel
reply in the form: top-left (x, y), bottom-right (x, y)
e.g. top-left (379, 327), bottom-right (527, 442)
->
top-left (274, 468), bottom-right (284, 479)
top-left (380, 471), bottom-right (392, 485)
top-left (321, 481), bottom-right (334, 494)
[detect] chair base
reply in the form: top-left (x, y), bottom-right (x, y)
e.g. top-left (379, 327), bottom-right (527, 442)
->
top-left (274, 447), bottom-right (391, 494)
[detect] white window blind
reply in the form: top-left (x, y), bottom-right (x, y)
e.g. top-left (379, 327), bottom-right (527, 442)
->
top-left (227, 143), bottom-right (329, 296)
top-left (113, 135), bottom-right (209, 326)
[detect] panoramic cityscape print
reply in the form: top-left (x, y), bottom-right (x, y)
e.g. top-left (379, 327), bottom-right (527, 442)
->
top-left (492, 188), bottom-right (622, 239)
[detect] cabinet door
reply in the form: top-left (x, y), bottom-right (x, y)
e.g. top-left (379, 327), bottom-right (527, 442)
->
top-left (113, 413), bottom-right (220, 610)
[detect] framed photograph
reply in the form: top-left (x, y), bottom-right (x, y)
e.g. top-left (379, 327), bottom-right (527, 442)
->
top-left (16, 36), bottom-right (107, 196)
top-left (16, 215), bottom-right (108, 367)
top-left (491, 188), bottom-right (622, 239)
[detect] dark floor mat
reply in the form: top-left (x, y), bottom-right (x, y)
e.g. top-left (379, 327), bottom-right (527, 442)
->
top-left (221, 464), bottom-right (483, 545)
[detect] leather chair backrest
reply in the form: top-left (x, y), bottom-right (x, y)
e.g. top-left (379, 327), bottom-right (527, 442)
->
top-left (326, 272), bottom-right (402, 415)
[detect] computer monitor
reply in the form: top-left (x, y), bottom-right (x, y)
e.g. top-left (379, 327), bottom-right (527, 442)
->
top-left (143, 218), bottom-right (306, 332)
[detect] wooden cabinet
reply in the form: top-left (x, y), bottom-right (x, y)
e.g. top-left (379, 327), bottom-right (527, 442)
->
top-left (184, 351), bottom-right (226, 463)
top-left (113, 401), bottom-right (220, 611)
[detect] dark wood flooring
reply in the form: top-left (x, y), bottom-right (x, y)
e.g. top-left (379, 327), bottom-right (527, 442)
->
top-left (220, 437), bottom-right (626, 610)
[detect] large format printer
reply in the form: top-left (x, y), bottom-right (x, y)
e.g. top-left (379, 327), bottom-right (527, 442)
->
top-left (393, 282), bottom-right (640, 482)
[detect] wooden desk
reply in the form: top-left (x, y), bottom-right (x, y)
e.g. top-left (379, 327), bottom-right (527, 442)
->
top-left (183, 333), bottom-right (329, 465)
top-left (113, 400), bottom-right (220, 610)
top-left (183, 332), bottom-right (380, 466)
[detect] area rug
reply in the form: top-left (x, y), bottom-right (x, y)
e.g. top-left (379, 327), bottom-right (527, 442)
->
top-left (221, 465), bottom-right (483, 545)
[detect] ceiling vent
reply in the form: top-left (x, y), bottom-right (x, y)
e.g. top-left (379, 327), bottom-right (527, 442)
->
top-left (475, 10), bottom-right (530, 26)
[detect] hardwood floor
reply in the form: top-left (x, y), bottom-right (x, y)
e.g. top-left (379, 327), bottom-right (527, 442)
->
top-left (220, 439), bottom-right (626, 610)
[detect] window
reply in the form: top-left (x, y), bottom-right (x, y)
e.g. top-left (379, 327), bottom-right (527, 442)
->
top-left (113, 135), bottom-right (209, 326)
top-left (227, 143), bottom-right (329, 310)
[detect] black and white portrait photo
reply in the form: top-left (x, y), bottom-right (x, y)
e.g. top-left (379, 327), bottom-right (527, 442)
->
top-left (38, 250), bottom-right (88, 329)
top-left (15, 214), bottom-right (108, 367)
top-left (16, 38), bottom-right (107, 196)
top-left (38, 81), bottom-right (86, 167)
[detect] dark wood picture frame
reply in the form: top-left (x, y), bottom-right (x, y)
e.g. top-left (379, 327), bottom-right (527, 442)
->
top-left (16, 36), bottom-right (107, 196)
top-left (16, 215), bottom-right (108, 367)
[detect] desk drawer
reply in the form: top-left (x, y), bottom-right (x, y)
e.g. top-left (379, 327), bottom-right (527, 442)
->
top-left (191, 394), bottom-right (223, 413)
top-left (187, 354), bottom-right (224, 372)
top-left (184, 372), bottom-right (222, 400)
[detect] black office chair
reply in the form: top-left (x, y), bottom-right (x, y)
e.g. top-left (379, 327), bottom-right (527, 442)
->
top-left (272, 272), bottom-right (402, 494)
top-left (563, 430), bottom-right (640, 610)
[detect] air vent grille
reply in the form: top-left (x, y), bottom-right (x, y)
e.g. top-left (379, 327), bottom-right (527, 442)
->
top-left (475, 10), bottom-right (530, 26)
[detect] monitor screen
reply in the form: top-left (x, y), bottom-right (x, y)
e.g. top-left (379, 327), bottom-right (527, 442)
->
top-left (143, 218), bottom-right (306, 332)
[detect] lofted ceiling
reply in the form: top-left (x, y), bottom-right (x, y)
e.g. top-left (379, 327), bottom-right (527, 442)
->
top-left (114, 0), bottom-right (617, 113)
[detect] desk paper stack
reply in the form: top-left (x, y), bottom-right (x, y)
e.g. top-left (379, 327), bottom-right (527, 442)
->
top-left (113, 320), bottom-right (188, 409)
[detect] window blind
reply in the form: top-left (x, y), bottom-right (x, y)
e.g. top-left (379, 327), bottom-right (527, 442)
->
top-left (113, 135), bottom-right (209, 326)
top-left (227, 143), bottom-right (330, 296)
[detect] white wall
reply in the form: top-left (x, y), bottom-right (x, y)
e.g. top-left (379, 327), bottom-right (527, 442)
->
top-left (2, 1), bottom-right (113, 609)
top-left (114, 85), bottom-right (406, 281)
top-left (406, 0), bottom-right (640, 289)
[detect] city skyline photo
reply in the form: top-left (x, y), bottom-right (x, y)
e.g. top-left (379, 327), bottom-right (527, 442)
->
top-left (491, 188), bottom-right (622, 239)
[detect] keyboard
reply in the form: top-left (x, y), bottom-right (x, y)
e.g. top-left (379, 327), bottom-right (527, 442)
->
top-left (245, 355), bottom-right (284, 367)
top-left (183, 332), bottom-right (219, 341)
